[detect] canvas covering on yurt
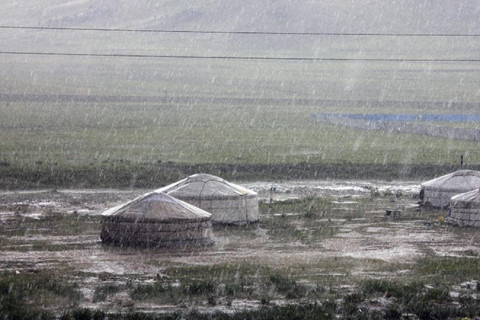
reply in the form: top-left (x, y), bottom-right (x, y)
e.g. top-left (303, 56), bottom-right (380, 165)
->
top-left (100, 191), bottom-right (214, 247)
top-left (156, 173), bottom-right (259, 224)
top-left (448, 188), bottom-right (480, 227)
top-left (420, 170), bottom-right (480, 209)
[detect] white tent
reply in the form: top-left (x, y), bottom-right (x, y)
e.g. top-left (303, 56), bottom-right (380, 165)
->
top-left (156, 173), bottom-right (259, 224)
top-left (100, 191), bottom-right (214, 247)
top-left (448, 188), bottom-right (480, 227)
top-left (420, 170), bottom-right (480, 209)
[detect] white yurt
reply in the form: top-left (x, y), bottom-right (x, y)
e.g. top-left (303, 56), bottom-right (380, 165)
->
top-left (420, 170), bottom-right (480, 209)
top-left (100, 191), bottom-right (214, 247)
top-left (448, 188), bottom-right (480, 227)
top-left (156, 173), bottom-right (259, 225)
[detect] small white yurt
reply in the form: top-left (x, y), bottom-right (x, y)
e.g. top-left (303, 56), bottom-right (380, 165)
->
top-left (156, 173), bottom-right (259, 225)
top-left (420, 170), bottom-right (480, 209)
top-left (448, 188), bottom-right (480, 227)
top-left (100, 191), bottom-right (214, 247)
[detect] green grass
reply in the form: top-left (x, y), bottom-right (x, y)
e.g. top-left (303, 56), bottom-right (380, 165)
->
top-left (0, 270), bottom-right (81, 318)
top-left (133, 263), bottom-right (318, 304)
top-left (92, 284), bottom-right (122, 303)
top-left (4, 267), bottom-right (480, 320)
top-left (415, 257), bottom-right (480, 283)
top-left (2, 101), bottom-right (480, 167)
top-left (428, 121), bottom-right (480, 130)
top-left (357, 278), bottom-right (480, 320)
top-left (1, 53), bottom-right (480, 188)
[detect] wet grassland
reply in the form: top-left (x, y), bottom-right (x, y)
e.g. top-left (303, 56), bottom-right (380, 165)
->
top-left (1, 55), bottom-right (480, 189)
top-left (2, 97), bottom-right (480, 189)
top-left (1, 188), bottom-right (480, 319)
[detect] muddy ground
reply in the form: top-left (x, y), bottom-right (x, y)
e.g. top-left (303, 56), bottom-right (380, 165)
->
top-left (1, 180), bottom-right (480, 316)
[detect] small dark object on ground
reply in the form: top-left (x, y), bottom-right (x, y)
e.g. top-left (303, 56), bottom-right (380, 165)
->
top-left (385, 209), bottom-right (401, 217)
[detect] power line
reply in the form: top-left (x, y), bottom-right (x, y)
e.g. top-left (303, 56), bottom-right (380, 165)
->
top-left (1, 25), bottom-right (479, 37)
top-left (1, 50), bottom-right (479, 62)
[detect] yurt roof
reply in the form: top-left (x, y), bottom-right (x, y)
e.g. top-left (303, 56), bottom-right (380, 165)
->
top-left (101, 191), bottom-right (211, 223)
top-left (451, 188), bottom-right (480, 203)
top-left (421, 170), bottom-right (480, 192)
top-left (156, 173), bottom-right (257, 199)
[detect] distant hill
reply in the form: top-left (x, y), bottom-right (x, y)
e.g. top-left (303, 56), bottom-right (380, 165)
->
top-left (1, 0), bottom-right (479, 33)
top-left (0, 1), bottom-right (479, 103)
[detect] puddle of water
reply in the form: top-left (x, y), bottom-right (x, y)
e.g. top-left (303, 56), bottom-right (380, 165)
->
top-left (318, 218), bottom-right (347, 222)
top-left (21, 212), bottom-right (42, 220)
top-left (331, 201), bottom-right (359, 204)
top-left (36, 201), bottom-right (58, 207)
top-left (365, 227), bottom-right (391, 233)
top-left (272, 213), bottom-right (301, 217)
top-left (345, 246), bottom-right (420, 262)
top-left (0, 211), bottom-right (15, 222)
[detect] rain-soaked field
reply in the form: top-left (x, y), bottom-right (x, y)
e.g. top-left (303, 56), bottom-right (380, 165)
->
top-left (2, 180), bottom-right (480, 318)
